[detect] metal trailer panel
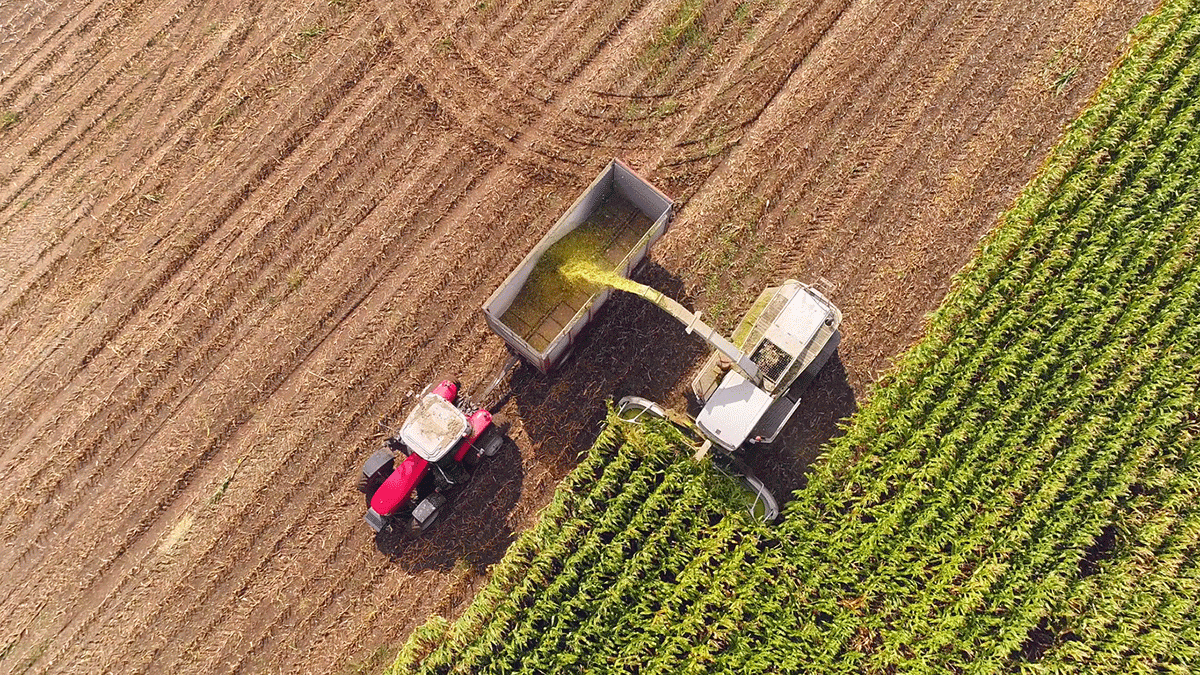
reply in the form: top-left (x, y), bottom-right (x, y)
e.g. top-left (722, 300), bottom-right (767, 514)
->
top-left (482, 159), bottom-right (672, 373)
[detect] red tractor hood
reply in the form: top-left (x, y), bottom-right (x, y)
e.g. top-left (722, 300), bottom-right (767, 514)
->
top-left (370, 454), bottom-right (428, 516)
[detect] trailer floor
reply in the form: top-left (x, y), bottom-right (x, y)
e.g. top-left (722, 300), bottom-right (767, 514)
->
top-left (0, 0), bottom-right (1153, 672)
top-left (499, 191), bottom-right (652, 352)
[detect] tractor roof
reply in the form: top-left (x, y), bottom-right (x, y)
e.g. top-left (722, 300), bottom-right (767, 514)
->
top-left (401, 393), bottom-right (470, 462)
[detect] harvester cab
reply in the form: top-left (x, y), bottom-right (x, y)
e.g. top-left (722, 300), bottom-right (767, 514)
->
top-left (615, 279), bottom-right (842, 521)
top-left (690, 280), bottom-right (842, 452)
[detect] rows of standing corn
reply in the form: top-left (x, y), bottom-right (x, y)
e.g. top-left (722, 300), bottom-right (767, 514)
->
top-left (777, 2), bottom-right (1200, 669)
top-left (390, 411), bottom-right (786, 673)
top-left (391, 0), bottom-right (1199, 671)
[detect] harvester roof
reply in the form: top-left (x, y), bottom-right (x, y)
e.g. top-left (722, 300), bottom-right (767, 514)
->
top-left (695, 370), bottom-right (775, 451)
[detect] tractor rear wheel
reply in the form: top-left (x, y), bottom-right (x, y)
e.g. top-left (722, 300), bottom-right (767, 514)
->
top-left (357, 474), bottom-right (373, 494)
top-left (406, 511), bottom-right (435, 538)
top-left (358, 448), bottom-right (396, 496)
top-left (474, 424), bottom-right (507, 458)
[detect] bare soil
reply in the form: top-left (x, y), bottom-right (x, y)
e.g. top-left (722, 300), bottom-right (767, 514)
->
top-left (0, 0), bottom-right (1154, 672)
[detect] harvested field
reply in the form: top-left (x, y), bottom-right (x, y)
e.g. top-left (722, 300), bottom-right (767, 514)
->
top-left (396, 3), bottom-right (1200, 668)
top-left (0, 0), bottom-right (1155, 672)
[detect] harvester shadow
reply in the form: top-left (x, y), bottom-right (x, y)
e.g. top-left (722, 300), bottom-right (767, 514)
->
top-left (729, 351), bottom-right (858, 508)
top-left (374, 441), bottom-right (525, 572)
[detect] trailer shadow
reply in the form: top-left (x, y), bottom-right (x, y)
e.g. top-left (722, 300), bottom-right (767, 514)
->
top-left (373, 438), bottom-right (525, 572)
top-left (502, 260), bottom-right (708, 481)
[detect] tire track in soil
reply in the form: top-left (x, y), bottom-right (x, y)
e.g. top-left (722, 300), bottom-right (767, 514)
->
top-left (0, 15), bottom-right (400, 547)
top-left (0, 0), bottom-right (209, 211)
top-left (114, 2), bottom-right (816, 667)
top-left (813, 0), bottom-right (1132, 370)
top-left (2, 0), bottom-right (628, 662)
top-left (0, 0), bottom-right (1156, 672)
top-left (0, 2), bottom-right (849, 667)
top-left (149, 5), bottom-right (719, 669)
top-left (85, 158), bottom-right (559, 673)
top-left (647, 0), bottom-right (854, 179)
top-left (233, 168), bottom-right (604, 670)
top-left (0, 0), bottom-right (125, 111)
top-left (0, 61), bottom-right (482, 672)
top-left (699, 0), bottom-right (1006, 293)
top-left (657, 0), bottom-right (1154, 388)
top-left (0, 14), bottom-right (263, 407)
top-left (102, 151), bottom-right (521, 671)
top-left (1, 6), bottom-right (436, 653)
top-left (0, 6), bottom-right (276, 375)
top-left (0, 6), bottom-right (374, 410)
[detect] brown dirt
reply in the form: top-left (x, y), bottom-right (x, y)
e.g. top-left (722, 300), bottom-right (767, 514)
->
top-left (0, 0), bottom-right (1154, 672)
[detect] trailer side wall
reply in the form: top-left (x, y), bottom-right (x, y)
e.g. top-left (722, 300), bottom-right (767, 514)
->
top-left (482, 160), bottom-right (672, 373)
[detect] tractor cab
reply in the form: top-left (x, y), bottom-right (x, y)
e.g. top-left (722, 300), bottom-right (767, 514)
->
top-left (400, 390), bottom-right (472, 463)
top-left (359, 380), bottom-right (506, 535)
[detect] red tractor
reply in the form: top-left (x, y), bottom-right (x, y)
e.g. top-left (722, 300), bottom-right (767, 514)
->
top-left (358, 380), bottom-right (506, 535)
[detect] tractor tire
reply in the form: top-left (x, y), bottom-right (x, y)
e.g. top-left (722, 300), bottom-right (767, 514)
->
top-left (407, 510), bottom-right (435, 537)
top-left (358, 471), bottom-right (387, 498)
top-left (358, 448), bottom-right (395, 496)
top-left (474, 424), bottom-right (507, 458)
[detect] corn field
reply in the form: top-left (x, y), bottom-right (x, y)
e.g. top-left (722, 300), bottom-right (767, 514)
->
top-left (392, 0), bottom-right (1200, 671)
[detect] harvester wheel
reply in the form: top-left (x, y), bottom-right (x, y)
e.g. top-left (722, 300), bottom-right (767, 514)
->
top-left (617, 396), bottom-right (667, 423)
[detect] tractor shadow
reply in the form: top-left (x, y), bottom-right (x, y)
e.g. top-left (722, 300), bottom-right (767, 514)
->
top-left (373, 435), bottom-right (525, 571)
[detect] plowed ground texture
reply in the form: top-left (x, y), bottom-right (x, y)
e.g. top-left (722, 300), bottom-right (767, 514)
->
top-left (0, 0), bottom-right (1155, 672)
top-left (395, 1), bottom-right (1200, 670)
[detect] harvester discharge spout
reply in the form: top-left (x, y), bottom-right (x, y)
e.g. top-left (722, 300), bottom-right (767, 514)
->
top-left (627, 284), bottom-right (761, 386)
top-left (559, 260), bottom-right (760, 385)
